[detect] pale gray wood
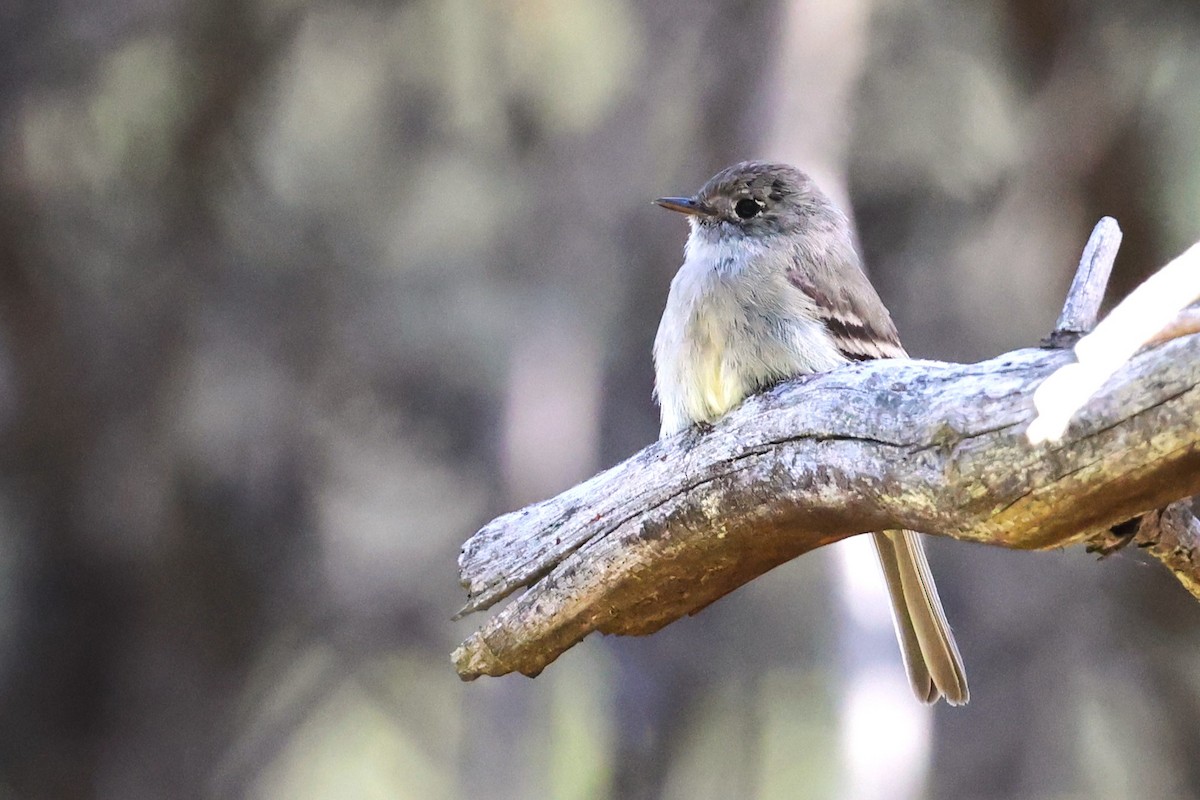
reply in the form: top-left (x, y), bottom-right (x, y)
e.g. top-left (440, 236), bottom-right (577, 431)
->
top-left (1047, 216), bottom-right (1122, 345)
top-left (454, 333), bottom-right (1200, 680)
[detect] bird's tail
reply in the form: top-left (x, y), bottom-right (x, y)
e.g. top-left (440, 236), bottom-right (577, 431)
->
top-left (872, 530), bottom-right (969, 705)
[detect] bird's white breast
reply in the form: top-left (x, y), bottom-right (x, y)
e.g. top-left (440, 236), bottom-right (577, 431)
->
top-left (653, 229), bottom-right (846, 437)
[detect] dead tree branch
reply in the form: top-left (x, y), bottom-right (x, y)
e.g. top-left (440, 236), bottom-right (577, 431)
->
top-left (453, 219), bottom-right (1200, 681)
top-left (1045, 216), bottom-right (1122, 346)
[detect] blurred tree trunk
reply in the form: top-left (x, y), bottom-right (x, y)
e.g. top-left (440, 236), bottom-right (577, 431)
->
top-left (0, 4), bottom-right (314, 798)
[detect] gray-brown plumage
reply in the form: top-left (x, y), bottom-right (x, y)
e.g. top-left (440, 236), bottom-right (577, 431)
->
top-left (653, 161), bottom-right (968, 706)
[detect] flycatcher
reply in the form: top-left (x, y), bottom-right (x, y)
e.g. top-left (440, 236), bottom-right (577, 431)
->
top-left (653, 161), bottom-right (968, 705)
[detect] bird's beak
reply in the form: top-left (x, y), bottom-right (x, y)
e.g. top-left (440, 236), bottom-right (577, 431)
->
top-left (654, 196), bottom-right (715, 217)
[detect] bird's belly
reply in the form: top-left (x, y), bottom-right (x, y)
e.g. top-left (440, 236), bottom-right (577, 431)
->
top-left (655, 254), bottom-right (845, 437)
top-left (688, 332), bottom-right (747, 423)
top-left (656, 309), bottom-right (752, 436)
top-left (672, 298), bottom-right (842, 428)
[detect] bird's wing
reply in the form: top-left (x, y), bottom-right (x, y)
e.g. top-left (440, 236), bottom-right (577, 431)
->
top-left (786, 261), bottom-right (907, 361)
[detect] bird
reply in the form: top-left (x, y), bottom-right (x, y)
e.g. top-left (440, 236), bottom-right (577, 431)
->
top-left (652, 160), bottom-right (968, 705)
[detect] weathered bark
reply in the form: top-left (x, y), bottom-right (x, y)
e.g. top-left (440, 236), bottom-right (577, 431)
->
top-left (454, 330), bottom-right (1200, 679)
top-left (1045, 216), bottom-right (1122, 347)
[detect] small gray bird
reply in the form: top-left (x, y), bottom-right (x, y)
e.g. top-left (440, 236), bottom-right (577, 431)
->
top-left (653, 161), bottom-right (968, 705)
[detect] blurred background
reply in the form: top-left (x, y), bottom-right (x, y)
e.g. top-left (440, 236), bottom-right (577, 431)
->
top-left (3, 0), bottom-right (1200, 798)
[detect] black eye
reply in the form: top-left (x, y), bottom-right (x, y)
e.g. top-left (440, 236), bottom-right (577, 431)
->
top-left (734, 198), bottom-right (763, 219)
